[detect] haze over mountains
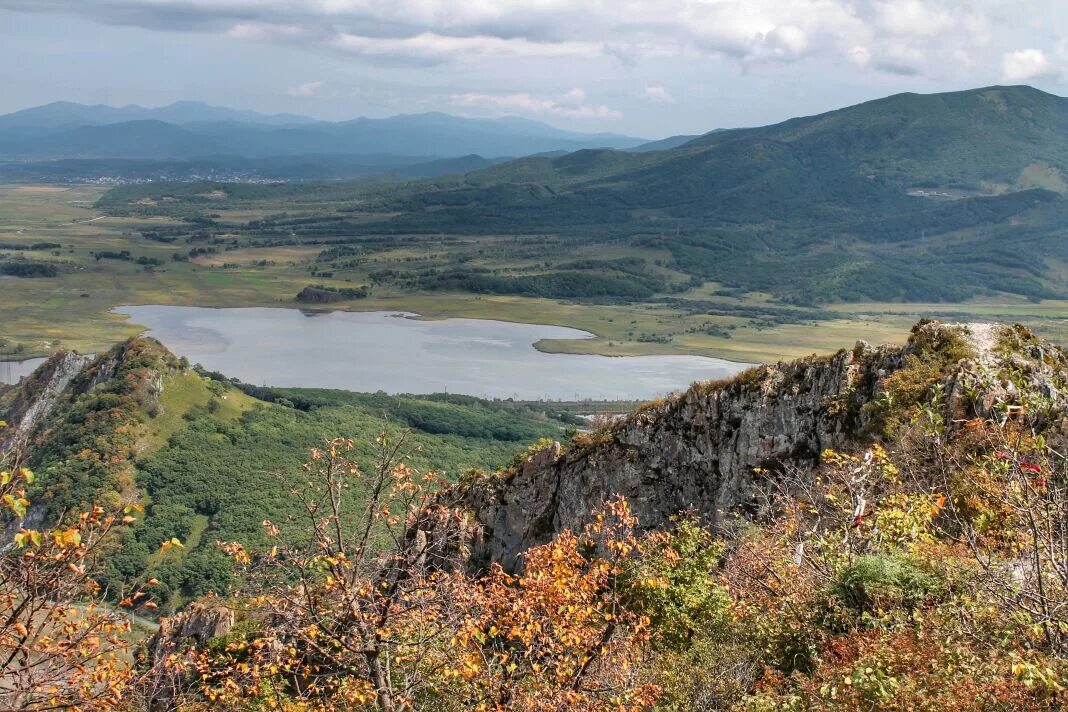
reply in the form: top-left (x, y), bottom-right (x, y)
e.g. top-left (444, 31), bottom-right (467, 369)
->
top-left (0, 100), bottom-right (646, 170)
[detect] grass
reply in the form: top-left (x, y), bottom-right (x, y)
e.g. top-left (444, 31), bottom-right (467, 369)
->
top-left (6, 183), bottom-right (1068, 368)
top-left (144, 371), bottom-right (258, 450)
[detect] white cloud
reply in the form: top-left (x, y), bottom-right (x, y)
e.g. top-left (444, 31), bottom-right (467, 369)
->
top-left (642, 85), bottom-right (675, 103)
top-left (1002, 48), bottom-right (1056, 82)
top-left (451, 90), bottom-right (622, 120)
top-left (286, 80), bottom-right (323, 97)
top-left (2, 0), bottom-right (1067, 85)
top-left (846, 46), bottom-right (871, 69)
top-left (331, 31), bottom-right (601, 63)
top-left (228, 22), bottom-right (304, 42)
top-left (559, 88), bottom-right (587, 104)
top-left (763, 25), bottom-right (809, 59)
top-left (873, 0), bottom-right (954, 38)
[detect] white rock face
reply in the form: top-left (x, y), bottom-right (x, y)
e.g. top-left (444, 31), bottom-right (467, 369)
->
top-left (4, 351), bottom-right (90, 447)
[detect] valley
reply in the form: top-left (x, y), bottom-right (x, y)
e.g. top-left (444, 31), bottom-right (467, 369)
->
top-left (7, 123), bottom-right (1068, 372)
top-left (5, 84), bottom-right (1068, 709)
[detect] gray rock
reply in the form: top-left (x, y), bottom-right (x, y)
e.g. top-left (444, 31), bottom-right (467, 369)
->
top-left (437, 322), bottom-right (1068, 572)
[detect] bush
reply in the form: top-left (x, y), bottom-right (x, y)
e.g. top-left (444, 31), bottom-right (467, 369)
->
top-left (831, 554), bottom-right (945, 615)
top-left (622, 517), bottom-right (728, 648)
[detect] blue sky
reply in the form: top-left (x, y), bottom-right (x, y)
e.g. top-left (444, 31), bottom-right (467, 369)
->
top-left (2, 1), bottom-right (1067, 137)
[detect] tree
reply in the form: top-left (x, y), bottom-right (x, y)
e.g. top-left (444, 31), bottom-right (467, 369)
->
top-left (162, 435), bottom-right (659, 711)
top-left (0, 431), bottom-right (142, 710)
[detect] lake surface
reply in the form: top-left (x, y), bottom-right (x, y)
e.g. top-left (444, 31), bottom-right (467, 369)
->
top-left (0, 357), bottom-right (47, 385)
top-left (114, 306), bottom-right (749, 400)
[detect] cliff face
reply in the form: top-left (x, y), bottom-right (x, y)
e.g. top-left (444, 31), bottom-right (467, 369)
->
top-left (449, 322), bottom-right (1068, 571)
top-left (1, 351), bottom-right (91, 449)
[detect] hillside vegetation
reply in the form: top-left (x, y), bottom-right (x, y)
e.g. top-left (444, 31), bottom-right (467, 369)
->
top-left (7, 321), bottom-right (1068, 709)
top-left (1, 339), bottom-right (573, 612)
top-left (99, 86), bottom-right (1068, 306)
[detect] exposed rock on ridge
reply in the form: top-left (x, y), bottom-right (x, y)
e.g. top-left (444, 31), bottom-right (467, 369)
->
top-left (443, 321), bottom-right (1068, 572)
top-left (1, 351), bottom-right (90, 449)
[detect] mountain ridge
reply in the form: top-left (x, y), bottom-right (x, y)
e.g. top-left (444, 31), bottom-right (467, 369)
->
top-left (423, 320), bottom-right (1068, 571)
top-left (356, 85), bottom-right (1068, 304)
top-left (0, 102), bottom-right (648, 160)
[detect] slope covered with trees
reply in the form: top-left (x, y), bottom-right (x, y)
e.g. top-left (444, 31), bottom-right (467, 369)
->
top-left (342, 86), bottom-right (1068, 304)
top-left (7, 321), bottom-right (1068, 709)
top-left (0, 339), bottom-right (574, 613)
top-left (96, 86), bottom-right (1068, 306)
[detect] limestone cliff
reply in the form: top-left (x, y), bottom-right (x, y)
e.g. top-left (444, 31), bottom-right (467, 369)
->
top-left (1, 351), bottom-right (91, 449)
top-left (444, 321), bottom-right (1068, 571)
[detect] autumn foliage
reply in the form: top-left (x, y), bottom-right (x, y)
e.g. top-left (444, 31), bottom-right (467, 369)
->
top-left (0, 437), bottom-right (139, 711)
top-left (150, 436), bottom-right (659, 711)
top-left (8, 333), bottom-right (1068, 710)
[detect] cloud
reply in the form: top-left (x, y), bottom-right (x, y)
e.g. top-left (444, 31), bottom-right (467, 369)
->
top-left (873, 0), bottom-right (955, 38)
top-left (331, 31), bottom-right (601, 64)
top-left (559, 88), bottom-right (587, 104)
top-left (1002, 48), bottom-right (1056, 82)
top-left (286, 80), bottom-right (323, 97)
top-left (0, 0), bottom-right (1065, 85)
top-left (873, 61), bottom-right (922, 77)
top-left (451, 90), bottom-right (622, 120)
top-left (846, 46), bottom-right (871, 69)
top-left (762, 25), bottom-right (809, 59)
top-left (228, 22), bottom-right (305, 42)
top-left (641, 85), bottom-right (675, 103)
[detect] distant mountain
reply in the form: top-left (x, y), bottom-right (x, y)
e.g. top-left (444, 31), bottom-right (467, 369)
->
top-left (0, 103), bottom-right (646, 163)
top-left (0, 101), bottom-right (316, 130)
top-left (679, 85), bottom-right (1068, 186)
top-left (0, 120), bottom-right (224, 159)
top-left (628, 134), bottom-right (701, 152)
top-left (0, 153), bottom-right (509, 183)
top-left (361, 85), bottom-right (1068, 304)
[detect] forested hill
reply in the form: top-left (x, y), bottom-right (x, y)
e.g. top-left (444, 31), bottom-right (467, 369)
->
top-left (364, 86), bottom-right (1068, 304)
top-left (435, 85), bottom-right (1068, 216)
top-left (0, 339), bottom-right (573, 613)
top-left (681, 84), bottom-right (1068, 186)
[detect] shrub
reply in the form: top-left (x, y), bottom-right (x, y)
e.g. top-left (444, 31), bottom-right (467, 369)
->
top-left (831, 554), bottom-right (945, 616)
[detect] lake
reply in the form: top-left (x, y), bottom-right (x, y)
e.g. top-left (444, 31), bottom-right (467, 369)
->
top-left (0, 357), bottom-right (46, 385)
top-left (110, 306), bottom-right (749, 400)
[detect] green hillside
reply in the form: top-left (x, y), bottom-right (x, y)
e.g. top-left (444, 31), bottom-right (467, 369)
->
top-left (98, 86), bottom-right (1068, 307)
top-left (361, 86), bottom-right (1068, 303)
top-left (3, 340), bottom-right (574, 612)
top-left (685, 85), bottom-right (1068, 187)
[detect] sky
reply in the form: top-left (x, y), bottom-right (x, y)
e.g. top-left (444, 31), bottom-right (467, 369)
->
top-left (1, 1), bottom-right (1067, 138)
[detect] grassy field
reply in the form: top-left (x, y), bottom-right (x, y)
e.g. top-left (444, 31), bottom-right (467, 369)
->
top-left (4, 183), bottom-right (1068, 366)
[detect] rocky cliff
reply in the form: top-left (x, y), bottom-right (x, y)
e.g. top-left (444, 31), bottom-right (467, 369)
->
top-left (1, 350), bottom-right (91, 449)
top-left (444, 321), bottom-right (1068, 571)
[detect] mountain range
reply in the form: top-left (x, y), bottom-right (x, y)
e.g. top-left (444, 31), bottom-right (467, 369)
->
top-left (365, 85), bottom-right (1068, 303)
top-left (0, 101), bottom-right (647, 164)
top-left (13, 85), bottom-right (1068, 305)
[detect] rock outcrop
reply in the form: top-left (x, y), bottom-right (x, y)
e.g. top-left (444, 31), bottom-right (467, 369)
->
top-left (145, 601), bottom-right (235, 668)
top-left (441, 321), bottom-right (1068, 572)
top-left (1, 350), bottom-right (90, 448)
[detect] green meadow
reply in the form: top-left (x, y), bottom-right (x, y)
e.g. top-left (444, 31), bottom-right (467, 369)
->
top-left (4, 183), bottom-right (1068, 367)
